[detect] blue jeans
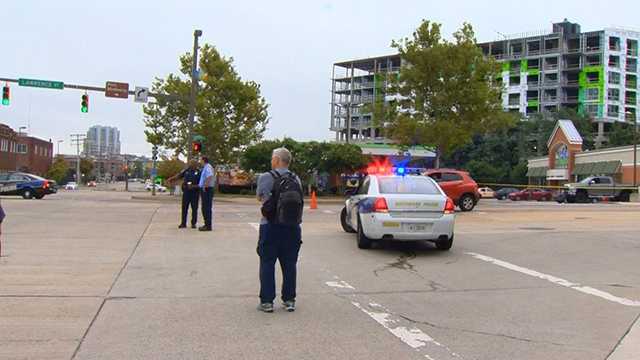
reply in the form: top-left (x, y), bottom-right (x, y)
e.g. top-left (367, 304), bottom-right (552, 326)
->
top-left (258, 223), bottom-right (302, 303)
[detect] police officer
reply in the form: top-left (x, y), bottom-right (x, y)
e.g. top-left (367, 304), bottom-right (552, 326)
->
top-left (168, 160), bottom-right (201, 229)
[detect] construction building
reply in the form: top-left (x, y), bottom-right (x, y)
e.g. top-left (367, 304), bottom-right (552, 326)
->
top-left (330, 20), bottom-right (640, 145)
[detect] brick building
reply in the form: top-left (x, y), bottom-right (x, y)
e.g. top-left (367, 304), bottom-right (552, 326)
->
top-left (0, 123), bottom-right (53, 176)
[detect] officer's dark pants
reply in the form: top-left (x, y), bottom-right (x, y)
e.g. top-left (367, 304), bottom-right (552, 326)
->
top-left (258, 223), bottom-right (302, 304)
top-left (201, 187), bottom-right (214, 228)
top-left (180, 189), bottom-right (199, 226)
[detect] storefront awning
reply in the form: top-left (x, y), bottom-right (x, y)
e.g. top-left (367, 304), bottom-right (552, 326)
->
top-left (526, 167), bottom-right (548, 177)
top-left (573, 161), bottom-right (621, 176)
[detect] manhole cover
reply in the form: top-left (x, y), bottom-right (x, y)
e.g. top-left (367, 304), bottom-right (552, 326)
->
top-left (519, 227), bottom-right (556, 231)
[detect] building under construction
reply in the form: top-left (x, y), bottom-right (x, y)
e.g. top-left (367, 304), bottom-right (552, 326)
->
top-left (330, 20), bottom-right (640, 144)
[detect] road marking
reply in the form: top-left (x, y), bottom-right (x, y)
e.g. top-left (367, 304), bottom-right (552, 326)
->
top-left (322, 210), bottom-right (335, 214)
top-left (324, 275), bottom-right (461, 359)
top-left (467, 252), bottom-right (640, 307)
top-left (248, 223), bottom-right (260, 232)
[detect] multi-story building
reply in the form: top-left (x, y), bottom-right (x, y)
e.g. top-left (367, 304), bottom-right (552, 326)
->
top-left (0, 123), bottom-right (53, 176)
top-left (479, 19), bottom-right (640, 142)
top-left (84, 125), bottom-right (121, 157)
top-left (330, 20), bottom-right (640, 144)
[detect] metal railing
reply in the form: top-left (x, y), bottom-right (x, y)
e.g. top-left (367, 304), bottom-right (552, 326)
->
top-left (584, 46), bottom-right (602, 53)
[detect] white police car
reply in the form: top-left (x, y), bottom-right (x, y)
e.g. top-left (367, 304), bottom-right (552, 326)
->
top-left (340, 173), bottom-right (455, 250)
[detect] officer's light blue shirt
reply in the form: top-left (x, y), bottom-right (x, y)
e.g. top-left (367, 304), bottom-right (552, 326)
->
top-left (199, 163), bottom-right (214, 188)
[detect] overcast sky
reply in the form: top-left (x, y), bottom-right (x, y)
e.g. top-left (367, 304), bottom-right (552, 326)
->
top-left (2, 0), bottom-right (640, 156)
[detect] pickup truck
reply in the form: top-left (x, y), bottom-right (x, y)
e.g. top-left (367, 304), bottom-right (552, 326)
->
top-left (0, 172), bottom-right (58, 199)
top-left (558, 176), bottom-right (634, 203)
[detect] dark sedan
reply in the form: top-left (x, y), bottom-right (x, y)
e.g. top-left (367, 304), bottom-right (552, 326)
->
top-left (494, 187), bottom-right (519, 200)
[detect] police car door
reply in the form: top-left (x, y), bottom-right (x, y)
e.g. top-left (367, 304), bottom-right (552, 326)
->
top-left (349, 177), bottom-right (371, 228)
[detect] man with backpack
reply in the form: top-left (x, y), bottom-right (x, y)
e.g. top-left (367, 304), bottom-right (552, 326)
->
top-left (256, 148), bottom-right (304, 313)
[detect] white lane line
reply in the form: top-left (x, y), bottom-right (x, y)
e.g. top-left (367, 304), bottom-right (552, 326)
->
top-left (467, 252), bottom-right (640, 307)
top-left (248, 223), bottom-right (260, 232)
top-left (608, 314), bottom-right (640, 360)
top-left (325, 275), bottom-right (461, 359)
top-left (322, 210), bottom-right (335, 214)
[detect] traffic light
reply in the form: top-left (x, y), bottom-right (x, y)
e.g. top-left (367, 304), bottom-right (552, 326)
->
top-left (2, 85), bottom-right (9, 106)
top-left (81, 93), bottom-right (89, 113)
top-left (192, 140), bottom-right (202, 154)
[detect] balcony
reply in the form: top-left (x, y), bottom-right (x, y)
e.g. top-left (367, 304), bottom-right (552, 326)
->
top-left (626, 113), bottom-right (637, 121)
top-left (544, 64), bottom-right (559, 71)
top-left (543, 80), bottom-right (559, 87)
top-left (626, 65), bottom-right (637, 73)
top-left (543, 96), bottom-right (559, 103)
top-left (527, 81), bottom-right (540, 88)
top-left (584, 46), bottom-right (601, 53)
top-left (563, 95), bottom-right (579, 103)
top-left (608, 111), bottom-right (619, 117)
top-left (625, 98), bottom-right (637, 106)
top-left (626, 81), bottom-right (637, 89)
top-left (628, 49), bottom-right (639, 57)
top-left (563, 79), bottom-right (580, 86)
top-left (544, 47), bottom-right (560, 54)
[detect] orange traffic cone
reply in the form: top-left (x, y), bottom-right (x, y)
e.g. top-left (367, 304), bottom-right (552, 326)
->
top-left (310, 191), bottom-right (318, 210)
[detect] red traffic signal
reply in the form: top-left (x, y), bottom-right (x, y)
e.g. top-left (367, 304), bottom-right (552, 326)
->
top-left (192, 141), bottom-right (202, 154)
top-left (2, 85), bottom-right (9, 106)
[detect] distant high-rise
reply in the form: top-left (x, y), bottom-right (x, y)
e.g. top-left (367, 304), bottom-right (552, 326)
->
top-left (84, 125), bottom-right (121, 157)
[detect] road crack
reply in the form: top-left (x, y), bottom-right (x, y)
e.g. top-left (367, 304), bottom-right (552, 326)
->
top-left (373, 252), bottom-right (447, 291)
top-left (397, 314), bottom-right (567, 347)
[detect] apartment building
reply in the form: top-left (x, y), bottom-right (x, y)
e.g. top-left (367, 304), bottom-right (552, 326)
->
top-left (84, 125), bottom-right (121, 157)
top-left (330, 20), bottom-right (640, 143)
top-left (479, 19), bottom-right (640, 141)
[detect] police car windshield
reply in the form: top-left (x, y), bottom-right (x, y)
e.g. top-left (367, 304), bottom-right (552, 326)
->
top-left (378, 176), bottom-right (440, 195)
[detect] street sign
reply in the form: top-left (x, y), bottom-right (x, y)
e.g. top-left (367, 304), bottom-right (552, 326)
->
top-left (105, 81), bottom-right (129, 99)
top-left (134, 86), bottom-right (149, 103)
top-left (18, 78), bottom-right (64, 90)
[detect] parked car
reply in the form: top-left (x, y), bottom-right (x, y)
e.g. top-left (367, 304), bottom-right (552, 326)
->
top-left (340, 174), bottom-right (455, 250)
top-left (424, 169), bottom-right (480, 211)
top-left (559, 176), bottom-right (633, 203)
top-left (508, 188), bottom-right (553, 201)
top-left (0, 172), bottom-right (57, 199)
top-left (145, 183), bottom-right (167, 192)
top-left (65, 182), bottom-right (78, 190)
top-left (494, 187), bottom-right (519, 200)
top-left (87, 181), bottom-right (97, 187)
top-left (478, 187), bottom-right (495, 198)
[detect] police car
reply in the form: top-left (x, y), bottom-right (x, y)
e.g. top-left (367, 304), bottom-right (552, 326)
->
top-left (340, 170), bottom-right (455, 250)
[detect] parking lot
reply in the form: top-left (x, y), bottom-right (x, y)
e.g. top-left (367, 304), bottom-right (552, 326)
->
top-left (0, 191), bottom-right (639, 359)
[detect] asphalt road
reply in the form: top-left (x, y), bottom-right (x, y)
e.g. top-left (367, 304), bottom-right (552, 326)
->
top-left (0, 191), bottom-right (639, 360)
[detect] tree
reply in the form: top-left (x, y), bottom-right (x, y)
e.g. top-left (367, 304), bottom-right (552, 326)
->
top-left (132, 160), bottom-right (145, 179)
top-left (382, 20), bottom-right (515, 166)
top-left (607, 122), bottom-right (635, 147)
top-left (157, 158), bottom-right (185, 182)
top-left (80, 158), bottom-right (94, 181)
top-left (46, 155), bottom-right (69, 184)
top-left (143, 44), bottom-right (269, 163)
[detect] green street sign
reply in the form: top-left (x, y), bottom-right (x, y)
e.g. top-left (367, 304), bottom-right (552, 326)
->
top-left (18, 78), bottom-right (64, 90)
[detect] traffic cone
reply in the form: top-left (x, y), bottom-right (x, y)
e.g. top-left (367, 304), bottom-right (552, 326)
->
top-left (310, 191), bottom-right (318, 210)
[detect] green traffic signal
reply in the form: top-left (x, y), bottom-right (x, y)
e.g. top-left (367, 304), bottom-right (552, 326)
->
top-left (2, 86), bottom-right (9, 106)
top-left (81, 94), bottom-right (89, 113)
top-left (1, 98), bottom-right (8, 106)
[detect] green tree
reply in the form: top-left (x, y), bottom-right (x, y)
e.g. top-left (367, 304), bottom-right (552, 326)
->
top-left (382, 20), bottom-right (515, 166)
top-left (46, 155), bottom-right (69, 184)
top-left (132, 160), bottom-right (145, 179)
top-left (607, 122), bottom-right (635, 147)
top-left (157, 158), bottom-right (185, 182)
top-left (144, 44), bottom-right (269, 163)
top-left (80, 158), bottom-right (94, 181)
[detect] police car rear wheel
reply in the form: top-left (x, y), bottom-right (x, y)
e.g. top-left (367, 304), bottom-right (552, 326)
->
top-left (357, 216), bottom-right (372, 249)
top-left (22, 189), bottom-right (34, 199)
top-left (340, 207), bottom-right (356, 233)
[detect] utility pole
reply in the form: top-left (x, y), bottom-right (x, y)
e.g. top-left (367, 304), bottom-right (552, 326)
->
top-left (187, 29), bottom-right (203, 161)
top-left (70, 134), bottom-right (86, 185)
top-left (124, 155), bottom-right (130, 192)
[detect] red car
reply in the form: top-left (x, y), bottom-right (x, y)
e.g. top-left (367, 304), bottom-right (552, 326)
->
top-left (425, 169), bottom-right (480, 211)
top-left (508, 188), bottom-right (553, 201)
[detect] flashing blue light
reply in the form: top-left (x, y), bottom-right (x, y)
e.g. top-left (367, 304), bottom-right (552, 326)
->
top-left (396, 167), bottom-right (406, 175)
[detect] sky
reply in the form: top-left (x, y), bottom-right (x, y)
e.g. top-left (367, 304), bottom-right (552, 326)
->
top-left (2, 0), bottom-right (640, 156)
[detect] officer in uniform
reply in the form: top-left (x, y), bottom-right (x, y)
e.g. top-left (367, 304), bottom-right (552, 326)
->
top-left (169, 160), bottom-right (201, 229)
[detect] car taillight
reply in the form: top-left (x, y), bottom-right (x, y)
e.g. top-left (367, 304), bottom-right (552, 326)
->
top-left (373, 197), bottom-right (389, 213)
top-left (444, 197), bottom-right (455, 214)
top-left (43, 180), bottom-right (49, 189)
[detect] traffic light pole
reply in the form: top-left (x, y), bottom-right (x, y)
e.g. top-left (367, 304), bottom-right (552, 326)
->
top-left (187, 30), bottom-right (202, 162)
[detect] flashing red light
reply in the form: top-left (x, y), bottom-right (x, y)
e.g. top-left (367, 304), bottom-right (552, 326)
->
top-left (43, 180), bottom-right (49, 189)
top-left (444, 197), bottom-right (455, 214)
top-left (366, 158), bottom-right (394, 175)
top-left (373, 197), bottom-right (389, 212)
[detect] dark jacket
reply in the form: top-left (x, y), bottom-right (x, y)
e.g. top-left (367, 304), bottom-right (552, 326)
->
top-left (0, 202), bottom-right (5, 223)
top-left (178, 168), bottom-right (201, 191)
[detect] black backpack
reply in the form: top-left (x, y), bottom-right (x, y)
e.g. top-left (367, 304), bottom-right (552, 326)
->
top-left (261, 170), bottom-right (304, 226)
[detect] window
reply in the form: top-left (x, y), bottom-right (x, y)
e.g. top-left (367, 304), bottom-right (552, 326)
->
top-left (357, 178), bottom-right (370, 195)
top-left (586, 88), bottom-right (599, 101)
top-left (609, 72), bottom-right (621, 85)
top-left (608, 104), bottom-right (619, 117)
top-left (585, 104), bottom-right (600, 116)
top-left (0, 139), bottom-right (8, 152)
top-left (16, 143), bottom-right (28, 154)
top-left (509, 76), bottom-right (521, 85)
top-left (609, 55), bottom-right (620, 68)
top-left (442, 173), bottom-right (464, 182)
top-left (9, 174), bottom-right (24, 181)
top-left (608, 88), bottom-right (620, 101)
top-left (378, 177), bottom-right (440, 195)
top-left (609, 36), bottom-right (621, 51)
top-left (599, 177), bottom-right (612, 185)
